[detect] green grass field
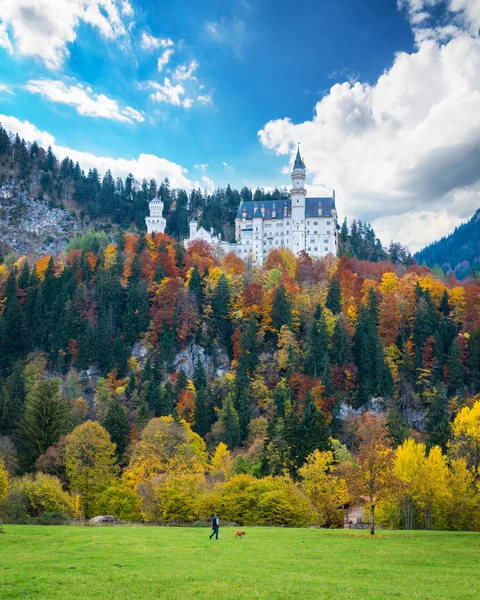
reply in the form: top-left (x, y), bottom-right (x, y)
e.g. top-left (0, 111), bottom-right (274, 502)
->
top-left (0, 525), bottom-right (479, 599)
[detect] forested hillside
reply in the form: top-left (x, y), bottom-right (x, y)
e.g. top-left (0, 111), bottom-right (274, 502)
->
top-left (415, 209), bottom-right (480, 280)
top-left (0, 124), bottom-right (410, 266)
top-left (1, 232), bottom-right (480, 530)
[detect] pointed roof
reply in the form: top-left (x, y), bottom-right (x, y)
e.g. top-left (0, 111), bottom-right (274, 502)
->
top-left (293, 146), bottom-right (305, 170)
top-left (189, 217), bottom-right (197, 223)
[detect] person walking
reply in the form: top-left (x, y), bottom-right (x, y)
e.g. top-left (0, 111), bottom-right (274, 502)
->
top-left (209, 514), bottom-right (220, 540)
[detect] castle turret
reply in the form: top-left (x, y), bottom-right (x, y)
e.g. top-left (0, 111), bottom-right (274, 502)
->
top-left (189, 217), bottom-right (198, 239)
top-left (146, 197), bottom-right (166, 234)
top-left (291, 146), bottom-right (306, 255)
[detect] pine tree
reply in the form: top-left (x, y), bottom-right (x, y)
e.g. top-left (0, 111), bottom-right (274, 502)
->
top-left (102, 400), bottom-right (130, 458)
top-left (306, 304), bottom-right (329, 378)
top-left (0, 271), bottom-right (24, 369)
top-left (220, 395), bottom-right (240, 449)
top-left (296, 394), bottom-right (332, 469)
top-left (447, 338), bottom-right (464, 394)
top-left (325, 278), bottom-right (341, 314)
top-left (212, 275), bottom-right (233, 356)
top-left (330, 314), bottom-right (352, 366)
top-left (271, 284), bottom-right (292, 331)
top-left (0, 360), bottom-right (26, 435)
top-left (188, 264), bottom-right (203, 307)
top-left (17, 379), bottom-right (70, 470)
top-left (425, 385), bottom-right (451, 451)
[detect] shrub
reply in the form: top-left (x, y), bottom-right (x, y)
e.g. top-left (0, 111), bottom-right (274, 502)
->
top-left (207, 475), bottom-right (315, 526)
top-left (94, 483), bottom-right (142, 521)
top-left (0, 473), bottom-right (73, 523)
top-left (139, 474), bottom-right (207, 523)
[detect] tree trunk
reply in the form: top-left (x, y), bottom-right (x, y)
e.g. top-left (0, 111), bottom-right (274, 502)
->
top-left (370, 504), bottom-right (375, 535)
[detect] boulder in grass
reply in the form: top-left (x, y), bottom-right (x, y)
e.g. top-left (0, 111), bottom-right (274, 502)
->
top-left (88, 515), bottom-right (124, 525)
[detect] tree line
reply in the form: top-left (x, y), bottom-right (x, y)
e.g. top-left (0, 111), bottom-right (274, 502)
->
top-left (0, 232), bottom-right (479, 529)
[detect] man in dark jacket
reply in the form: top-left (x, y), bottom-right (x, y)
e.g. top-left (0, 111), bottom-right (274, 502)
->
top-left (209, 514), bottom-right (220, 540)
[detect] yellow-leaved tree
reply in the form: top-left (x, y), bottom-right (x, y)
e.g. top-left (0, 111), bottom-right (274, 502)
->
top-left (209, 442), bottom-right (233, 481)
top-left (450, 400), bottom-right (480, 478)
top-left (0, 460), bottom-right (9, 502)
top-left (299, 450), bottom-right (348, 527)
top-left (125, 416), bottom-right (207, 489)
top-left (394, 438), bottom-right (426, 529)
top-left (65, 421), bottom-right (118, 518)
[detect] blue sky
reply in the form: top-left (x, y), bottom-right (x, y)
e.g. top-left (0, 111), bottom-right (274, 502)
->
top-left (0, 0), bottom-right (479, 250)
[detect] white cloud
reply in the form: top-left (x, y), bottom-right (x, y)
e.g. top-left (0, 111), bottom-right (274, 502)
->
top-left (173, 60), bottom-right (198, 81)
top-left (157, 48), bottom-right (174, 72)
top-left (398, 0), bottom-right (480, 39)
top-left (258, 23), bottom-right (480, 251)
top-left (0, 0), bottom-right (131, 69)
top-left (194, 163), bottom-right (209, 171)
top-left (0, 83), bottom-right (13, 94)
top-left (25, 78), bottom-right (144, 123)
top-left (0, 113), bottom-right (204, 190)
top-left (222, 161), bottom-right (229, 167)
top-left (142, 78), bottom-right (186, 107)
top-left (182, 98), bottom-right (194, 109)
top-left (0, 21), bottom-right (12, 53)
top-left (201, 175), bottom-right (215, 193)
top-left (197, 94), bottom-right (212, 105)
top-left (140, 32), bottom-right (173, 50)
top-left (121, 0), bottom-right (134, 17)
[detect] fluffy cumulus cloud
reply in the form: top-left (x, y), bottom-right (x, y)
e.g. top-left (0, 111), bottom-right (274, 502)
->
top-left (0, 113), bottom-right (201, 190)
top-left (25, 79), bottom-right (144, 123)
top-left (258, 5), bottom-right (480, 251)
top-left (0, 0), bottom-right (132, 69)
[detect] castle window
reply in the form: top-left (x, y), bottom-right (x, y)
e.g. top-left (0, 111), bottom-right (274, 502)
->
top-left (325, 247), bottom-right (328, 251)
top-left (324, 239), bottom-right (329, 244)
top-left (287, 230), bottom-right (289, 235)
top-left (314, 230), bottom-right (317, 235)
top-left (314, 247), bottom-right (318, 251)
top-left (327, 230), bottom-right (330, 234)
top-left (310, 239), bottom-right (315, 244)
top-left (313, 221), bottom-right (318, 225)
top-left (327, 221), bottom-right (331, 225)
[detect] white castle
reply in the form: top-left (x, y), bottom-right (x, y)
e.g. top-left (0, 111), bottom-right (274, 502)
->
top-left (146, 149), bottom-right (338, 265)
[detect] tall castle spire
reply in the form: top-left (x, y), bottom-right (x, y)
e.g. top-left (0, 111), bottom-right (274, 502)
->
top-left (293, 145), bottom-right (305, 171)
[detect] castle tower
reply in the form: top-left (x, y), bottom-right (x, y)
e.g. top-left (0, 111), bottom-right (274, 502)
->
top-left (146, 198), bottom-right (166, 235)
top-left (291, 146), bottom-right (306, 255)
top-left (189, 217), bottom-right (198, 239)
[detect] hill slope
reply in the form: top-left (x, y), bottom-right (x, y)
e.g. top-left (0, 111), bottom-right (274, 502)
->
top-left (415, 209), bottom-right (480, 279)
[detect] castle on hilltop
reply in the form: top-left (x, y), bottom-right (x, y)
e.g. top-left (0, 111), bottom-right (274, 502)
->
top-left (146, 149), bottom-right (338, 265)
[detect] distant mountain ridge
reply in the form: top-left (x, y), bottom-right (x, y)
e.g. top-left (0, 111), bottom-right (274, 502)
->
top-left (415, 209), bottom-right (480, 279)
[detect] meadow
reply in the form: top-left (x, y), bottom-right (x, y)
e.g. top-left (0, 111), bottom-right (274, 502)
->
top-left (0, 526), bottom-right (479, 599)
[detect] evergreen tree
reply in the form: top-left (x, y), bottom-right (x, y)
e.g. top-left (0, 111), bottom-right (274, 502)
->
top-left (212, 275), bottom-right (233, 356)
top-left (0, 360), bottom-right (26, 435)
top-left (306, 304), bottom-right (329, 378)
top-left (447, 338), bottom-right (464, 394)
top-left (330, 314), bottom-right (352, 366)
top-left (220, 395), bottom-right (240, 449)
top-left (325, 278), bottom-right (341, 314)
top-left (0, 271), bottom-right (24, 368)
top-left (102, 400), bottom-right (130, 458)
top-left (296, 394), bottom-right (332, 469)
top-left (425, 385), bottom-right (451, 451)
top-left (271, 284), bottom-right (292, 331)
top-left (17, 379), bottom-right (70, 470)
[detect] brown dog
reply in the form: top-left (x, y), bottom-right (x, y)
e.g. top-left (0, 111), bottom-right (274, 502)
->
top-left (234, 529), bottom-right (245, 539)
